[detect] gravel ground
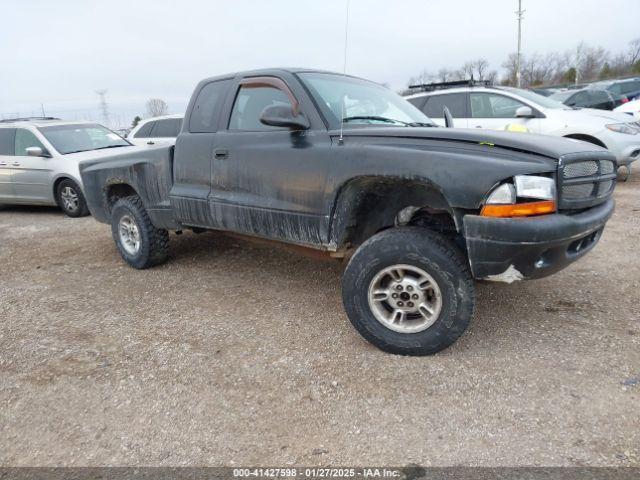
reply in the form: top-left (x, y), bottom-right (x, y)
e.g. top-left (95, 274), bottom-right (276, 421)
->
top-left (0, 172), bottom-right (639, 467)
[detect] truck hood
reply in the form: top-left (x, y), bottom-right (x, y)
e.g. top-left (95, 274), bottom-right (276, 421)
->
top-left (336, 126), bottom-right (608, 160)
top-left (65, 145), bottom-right (144, 162)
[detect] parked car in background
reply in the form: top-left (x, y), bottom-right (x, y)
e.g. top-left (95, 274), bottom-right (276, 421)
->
top-left (592, 78), bottom-right (640, 101)
top-left (127, 114), bottom-right (183, 146)
top-left (614, 98), bottom-right (640, 119)
top-left (530, 88), bottom-right (555, 97)
top-left (549, 87), bottom-right (627, 110)
top-left (114, 127), bottom-right (131, 138)
top-left (405, 82), bottom-right (640, 171)
top-left (0, 117), bottom-right (137, 216)
top-left (80, 68), bottom-right (616, 356)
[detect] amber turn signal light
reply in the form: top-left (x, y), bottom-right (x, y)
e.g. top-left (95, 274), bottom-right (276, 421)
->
top-left (480, 200), bottom-right (556, 218)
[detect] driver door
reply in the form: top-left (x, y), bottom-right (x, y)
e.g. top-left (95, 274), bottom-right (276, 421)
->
top-left (208, 76), bottom-right (332, 246)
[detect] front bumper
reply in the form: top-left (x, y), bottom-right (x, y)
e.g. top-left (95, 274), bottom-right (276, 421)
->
top-left (599, 130), bottom-right (640, 167)
top-left (463, 198), bottom-right (614, 282)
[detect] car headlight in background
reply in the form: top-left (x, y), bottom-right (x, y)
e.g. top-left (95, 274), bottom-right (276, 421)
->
top-left (481, 175), bottom-right (556, 218)
top-left (605, 123), bottom-right (639, 135)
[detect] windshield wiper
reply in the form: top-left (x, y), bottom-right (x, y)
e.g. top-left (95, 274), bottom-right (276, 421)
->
top-left (92, 144), bottom-right (129, 151)
top-left (407, 121), bottom-right (438, 127)
top-left (342, 115), bottom-right (411, 126)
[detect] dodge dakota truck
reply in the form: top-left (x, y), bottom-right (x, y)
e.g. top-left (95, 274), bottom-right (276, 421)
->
top-left (80, 68), bottom-right (616, 355)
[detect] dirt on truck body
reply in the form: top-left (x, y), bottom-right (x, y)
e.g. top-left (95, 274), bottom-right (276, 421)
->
top-left (80, 68), bottom-right (616, 355)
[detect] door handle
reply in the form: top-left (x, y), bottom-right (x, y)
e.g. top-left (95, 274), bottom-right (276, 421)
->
top-left (147, 141), bottom-right (155, 145)
top-left (214, 149), bottom-right (229, 160)
top-left (12, 161), bottom-right (20, 166)
top-left (475, 125), bottom-right (483, 128)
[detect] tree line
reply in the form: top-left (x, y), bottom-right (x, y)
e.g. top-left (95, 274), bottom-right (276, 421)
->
top-left (406, 38), bottom-right (640, 90)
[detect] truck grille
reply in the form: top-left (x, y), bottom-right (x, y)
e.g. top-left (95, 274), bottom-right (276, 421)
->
top-left (558, 154), bottom-right (616, 210)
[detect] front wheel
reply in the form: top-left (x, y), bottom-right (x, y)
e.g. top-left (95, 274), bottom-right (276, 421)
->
top-left (56, 179), bottom-right (89, 217)
top-left (110, 195), bottom-right (169, 269)
top-left (342, 227), bottom-right (475, 356)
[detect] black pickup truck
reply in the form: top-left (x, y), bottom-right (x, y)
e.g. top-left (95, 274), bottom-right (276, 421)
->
top-left (80, 68), bottom-right (616, 355)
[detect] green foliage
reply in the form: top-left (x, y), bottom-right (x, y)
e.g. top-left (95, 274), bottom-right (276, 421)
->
top-left (562, 67), bottom-right (577, 83)
top-left (599, 63), bottom-right (613, 80)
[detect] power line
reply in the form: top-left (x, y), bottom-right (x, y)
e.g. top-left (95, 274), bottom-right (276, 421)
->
top-left (515, 0), bottom-right (525, 88)
top-left (95, 89), bottom-right (110, 127)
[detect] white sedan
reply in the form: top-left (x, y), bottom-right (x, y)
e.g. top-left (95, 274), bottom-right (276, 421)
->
top-left (406, 85), bottom-right (640, 169)
top-left (127, 114), bottom-right (183, 147)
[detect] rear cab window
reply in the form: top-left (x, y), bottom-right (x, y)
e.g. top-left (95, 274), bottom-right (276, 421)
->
top-left (189, 79), bottom-right (232, 133)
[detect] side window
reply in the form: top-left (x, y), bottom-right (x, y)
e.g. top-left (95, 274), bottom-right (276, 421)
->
top-left (406, 96), bottom-right (427, 110)
top-left (134, 121), bottom-right (155, 138)
top-left (14, 129), bottom-right (46, 156)
top-left (189, 79), bottom-right (231, 133)
top-left (589, 90), bottom-right (609, 103)
top-left (470, 93), bottom-right (526, 118)
top-left (608, 84), bottom-right (622, 95)
top-left (153, 118), bottom-right (182, 137)
top-left (571, 91), bottom-right (589, 106)
top-left (621, 81), bottom-right (640, 95)
top-left (423, 93), bottom-right (466, 118)
top-left (0, 128), bottom-right (15, 155)
top-left (229, 85), bottom-right (293, 130)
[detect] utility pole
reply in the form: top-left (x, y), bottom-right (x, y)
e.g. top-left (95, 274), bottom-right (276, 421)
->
top-left (95, 89), bottom-right (110, 127)
top-left (515, 0), bottom-right (524, 88)
top-left (40, 104), bottom-right (46, 117)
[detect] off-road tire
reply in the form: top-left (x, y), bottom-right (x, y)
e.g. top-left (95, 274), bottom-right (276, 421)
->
top-left (342, 227), bottom-right (475, 356)
top-left (110, 195), bottom-right (169, 269)
top-left (56, 179), bottom-right (89, 217)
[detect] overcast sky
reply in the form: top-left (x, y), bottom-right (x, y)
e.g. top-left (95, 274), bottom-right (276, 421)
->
top-left (2, 0), bottom-right (639, 127)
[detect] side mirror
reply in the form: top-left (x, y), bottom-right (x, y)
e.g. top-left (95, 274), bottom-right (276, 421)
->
top-left (26, 146), bottom-right (50, 157)
top-left (443, 106), bottom-right (454, 128)
top-left (260, 105), bottom-right (310, 130)
top-left (515, 106), bottom-right (534, 118)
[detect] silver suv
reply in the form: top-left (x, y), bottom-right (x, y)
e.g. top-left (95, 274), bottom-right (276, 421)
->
top-left (0, 117), bottom-right (136, 217)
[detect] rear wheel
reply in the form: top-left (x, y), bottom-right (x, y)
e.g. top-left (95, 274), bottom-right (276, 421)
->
top-left (342, 227), bottom-right (475, 355)
top-left (56, 179), bottom-right (89, 217)
top-left (110, 195), bottom-right (169, 269)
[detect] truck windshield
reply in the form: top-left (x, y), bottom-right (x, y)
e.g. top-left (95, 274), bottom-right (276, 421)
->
top-left (298, 72), bottom-right (434, 129)
top-left (38, 123), bottom-right (130, 155)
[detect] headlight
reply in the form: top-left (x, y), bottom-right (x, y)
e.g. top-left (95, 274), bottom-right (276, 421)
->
top-left (482, 175), bottom-right (556, 218)
top-left (514, 175), bottom-right (555, 200)
top-left (606, 123), bottom-right (639, 135)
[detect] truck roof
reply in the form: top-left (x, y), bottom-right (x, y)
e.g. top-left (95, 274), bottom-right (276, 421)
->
top-left (198, 67), bottom-right (356, 84)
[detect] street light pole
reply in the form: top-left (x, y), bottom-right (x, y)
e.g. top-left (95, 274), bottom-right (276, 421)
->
top-left (516, 0), bottom-right (524, 88)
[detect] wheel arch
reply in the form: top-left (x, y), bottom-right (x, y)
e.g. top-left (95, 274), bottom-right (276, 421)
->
top-left (328, 175), bottom-right (459, 250)
top-left (563, 133), bottom-right (607, 149)
top-left (104, 181), bottom-right (141, 214)
top-left (52, 174), bottom-right (83, 204)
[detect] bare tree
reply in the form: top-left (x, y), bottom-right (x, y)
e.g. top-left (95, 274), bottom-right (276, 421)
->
top-left (146, 98), bottom-right (168, 118)
top-left (501, 53), bottom-right (519, 86)
top-left (627, 38), bottom-right (640, 65)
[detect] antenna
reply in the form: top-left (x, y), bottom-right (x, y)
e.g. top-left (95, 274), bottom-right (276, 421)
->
top-left (338, 0), bottom-right (350, 144)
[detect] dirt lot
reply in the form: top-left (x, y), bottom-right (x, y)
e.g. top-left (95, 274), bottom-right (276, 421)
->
top-left (1, 172), bottom-right (639, 467)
